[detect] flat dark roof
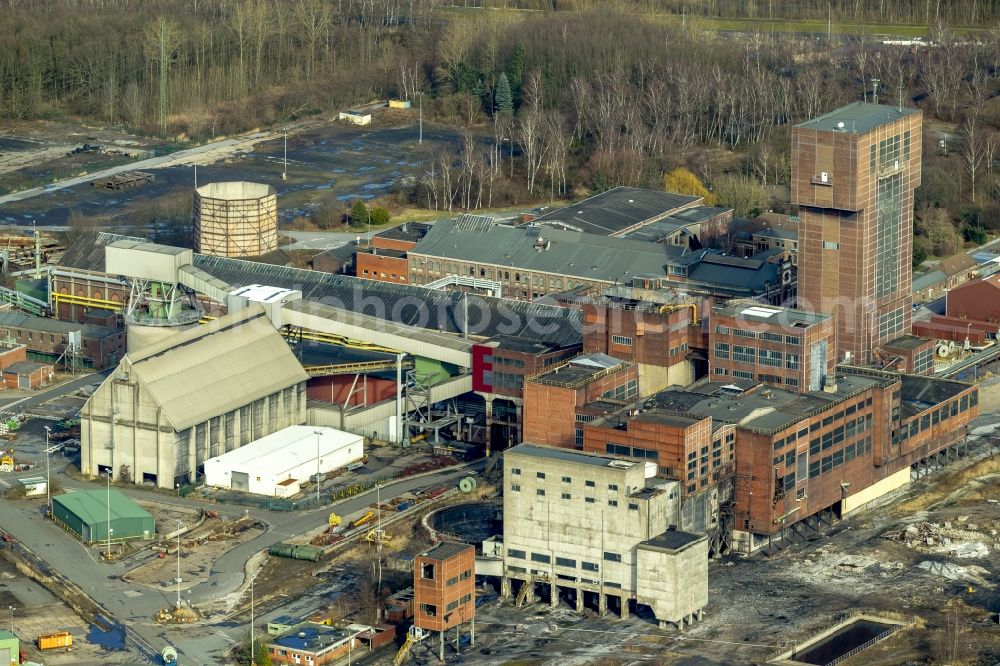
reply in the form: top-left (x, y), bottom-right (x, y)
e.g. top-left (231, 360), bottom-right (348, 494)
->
top-left (634, 412), bottom-right (701, 428)
top-left (531, 186), bottom-right (700, 236)
top-left (795, 102), bottom-right (918, 134)
top-left (509, 443), bottom-right (639, 469)
top-left (884, 335), bottom-right (932, 351)
top-left (641, 529), bottom-right (704, 552)
top-left (713, 303), bottom-right (830, 326)
top-left (376, 222), bottom-right (431, 243)
top-left (419, 541), bottom-right (473, 561)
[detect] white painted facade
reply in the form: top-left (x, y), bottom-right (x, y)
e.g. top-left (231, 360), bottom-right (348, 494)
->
top-left (204, 425), bottom-right (363, 496)
top-left (501, 444), bottom-right (707, 626)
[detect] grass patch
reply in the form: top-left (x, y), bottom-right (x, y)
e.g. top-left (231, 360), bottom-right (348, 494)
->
top-left (892, 456), bottom-right (1000, 515)
top-left (437, 5), bottom-right (983, 37)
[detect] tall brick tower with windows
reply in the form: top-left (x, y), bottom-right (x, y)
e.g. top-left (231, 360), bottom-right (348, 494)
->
top-left (792, 102), bottom-right (922, 364)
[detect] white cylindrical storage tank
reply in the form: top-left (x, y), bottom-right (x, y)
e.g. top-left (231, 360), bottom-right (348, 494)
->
top-left (194, 181), bottom-right (278, 258)
top-left (126, 323), bottom-right (199, 355)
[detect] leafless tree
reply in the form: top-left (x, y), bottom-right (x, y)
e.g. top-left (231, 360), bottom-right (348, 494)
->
top-left (961, 113), bottom-right (985, 203)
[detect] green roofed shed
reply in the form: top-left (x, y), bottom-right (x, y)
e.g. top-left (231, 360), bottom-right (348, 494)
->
top-left (51, 489), bottom-right (155, 543)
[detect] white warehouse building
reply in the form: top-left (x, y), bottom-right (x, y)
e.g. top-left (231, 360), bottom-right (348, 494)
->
top-left (204, 425), bottom-right (364, 496)
top-left (81, 307), bottom-right (309, 489)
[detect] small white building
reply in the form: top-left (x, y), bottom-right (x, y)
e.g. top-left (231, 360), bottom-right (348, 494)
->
top-left (18, 476), bottom-right (46, 497)
top-left (339, 110), bottom-right (372, 126)
top-left (204, 425), bottom-right (364, 496)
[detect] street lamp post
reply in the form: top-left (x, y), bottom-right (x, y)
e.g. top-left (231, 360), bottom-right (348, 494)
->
top-left (282, 128), bottom-right (288, 181)
top-left (106, 471), bottom-right (112, 560)
top-left (313, 430), bottom-right (323, 504)
top-left (176, 519), bottom-right (182, 610)
top-left (250, 573), bottom-right (256, 666)
top-left (43, 426), bottom-right (51, 512)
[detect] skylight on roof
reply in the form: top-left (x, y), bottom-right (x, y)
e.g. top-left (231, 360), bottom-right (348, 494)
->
top-left (741, 306), bottom-right (781, 317)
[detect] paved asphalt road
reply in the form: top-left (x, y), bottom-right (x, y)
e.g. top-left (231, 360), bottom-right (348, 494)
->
top-left (2, 456), bottom-right (482, 663)
top-left (0, 369), bottom-right (110, 413)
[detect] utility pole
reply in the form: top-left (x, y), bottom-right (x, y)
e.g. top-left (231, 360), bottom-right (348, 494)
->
top-left (176, 519), bottom-right (183, 609)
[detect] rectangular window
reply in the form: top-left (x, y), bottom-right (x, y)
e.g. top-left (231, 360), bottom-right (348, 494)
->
top-left (536, 489), bottom-right (545, 496)
top-left (511, 484), bottom-right (520, 492)
top-left (536, 472), bottom-right (546, 479)
top-left (561, 476), bottom-right (571, 483)
top-left (585, 480), bottom-right (595, 488)
top-left (555, 557), bottom-right (576, 568)
top-left (611, 335), bottom-right (633, 346)
top-left (603, 552), bottom-right (622, 563)
top-left (714, 342), bottom-right (730, 360)
top-left (760, 349), bottom-right (783, 367)
top-left (785, 354), bottom-right (800, 370)
top-left (585, 497), bottom-right (595, 504)
top-left (530, 553), bottom-right (550, 564)
top-left (511, 467), bottom-right (521, 475)
top-left (628, 502), bottom-right (639, 511)
top-left (581, 562), bottom-right (599, 572)
top-left (608, 484), bottom-right (618, 491)
top-left (608, 500), bottom-right (618, 507)
top-left (733, 345), bottom-right (756, 364)
top-left (561, 493), bottom-right (571, 500)
top-left (715, 325), bottom-right (730, 335)
top-left (785, 335), bottom-right (801, 345)
top-left (733, 370), bottom-right (754, 380)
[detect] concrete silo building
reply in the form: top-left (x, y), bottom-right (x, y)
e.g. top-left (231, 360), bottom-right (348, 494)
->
top-left (194, 181), bottom-right (278, 258)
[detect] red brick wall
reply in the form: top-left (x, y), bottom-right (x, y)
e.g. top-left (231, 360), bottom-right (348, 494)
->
top-left (523, 364), bottom-right (638, 448)
top-left (372, 236), bottom-right (418, 252)
top-left (0, 346), bottom-right (27, 372)
top-left (357, 252), bottom-right (409, 283)
top-left (583, 302), bottom-right (696, 368)
top-left (413, 547), bottom-right (475, 633)
top-left (522, 383), bottom-right (580, 448)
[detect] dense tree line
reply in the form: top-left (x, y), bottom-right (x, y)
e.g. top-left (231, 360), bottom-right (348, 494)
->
top-left (0, 0), bottom-right (444, 134)
top-left (5, 1), bottom-right (1000, 262)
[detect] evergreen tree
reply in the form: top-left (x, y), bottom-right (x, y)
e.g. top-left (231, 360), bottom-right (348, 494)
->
top-left (495, 72), bottom-right (513, 116)
top-left (350, 200), bottom-right (369, 228)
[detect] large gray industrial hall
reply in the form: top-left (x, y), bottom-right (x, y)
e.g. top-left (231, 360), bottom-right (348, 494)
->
top-left (81, 306), bottom-right (308, 488)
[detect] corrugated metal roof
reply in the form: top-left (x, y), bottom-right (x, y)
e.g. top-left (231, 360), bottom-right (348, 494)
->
top-left (58, 233), bottom-right (583, 348)
top-left (411, 217), bottom-right (686, 283)
top-left (531, 186), bottom-right (700, 235)
top-left (53, 488), bottom-right (153, 524)
top-left (0, 311), bottom-right (116, 339)
top-left (127, 306), bottom-right (308, 431)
